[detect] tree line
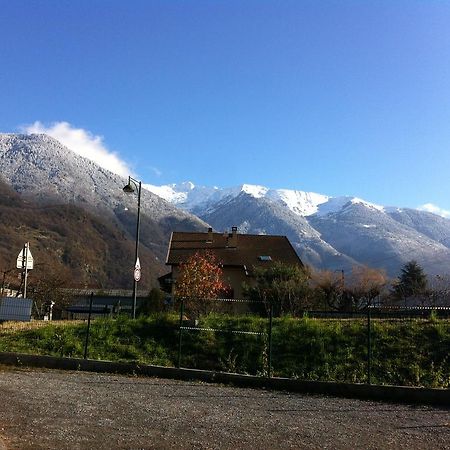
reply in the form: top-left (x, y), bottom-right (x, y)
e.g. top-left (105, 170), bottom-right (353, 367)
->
top-left (3, 249), bottom-right (448, 320)
top-left (173, 251), bottom-right (449, 318)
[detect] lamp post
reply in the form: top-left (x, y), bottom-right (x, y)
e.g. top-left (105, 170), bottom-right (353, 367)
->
top-left (123, 176), bottom-right (142, 319)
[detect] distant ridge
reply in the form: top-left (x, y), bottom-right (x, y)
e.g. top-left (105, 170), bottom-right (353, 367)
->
top-left (2, 132), bottom-right (450, 279)
top-left (145, 181), bottom-right (450, 276)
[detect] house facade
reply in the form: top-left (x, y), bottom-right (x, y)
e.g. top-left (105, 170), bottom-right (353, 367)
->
top-left (162, 227), bottom-right (303, 299)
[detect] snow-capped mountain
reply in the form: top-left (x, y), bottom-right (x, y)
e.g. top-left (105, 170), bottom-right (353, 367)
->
top-left (144, 181), bottom-right (384, 218)
top-left (2, 133), bottom-right (450, 278)
top-left (145, 181), bottom-right (450, 276)
top-left (0, 134), bottom-right (207, 267)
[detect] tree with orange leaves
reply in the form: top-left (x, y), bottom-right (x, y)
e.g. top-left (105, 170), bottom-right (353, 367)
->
top-left (312, 266), bottom-right (388, 311)
top-left (174, 250), bottom-right (229, 317)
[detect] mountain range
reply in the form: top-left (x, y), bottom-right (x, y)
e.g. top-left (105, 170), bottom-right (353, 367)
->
top-left (1, 133), bottom-right (450, 286)
top-left (144, 182), bottom-right (450, 276)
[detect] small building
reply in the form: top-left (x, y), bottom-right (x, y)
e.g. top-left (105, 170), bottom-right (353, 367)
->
top-left (64, 289), bottom-right (150, 319)
top-left (162, 227), bottom-right (303, 299)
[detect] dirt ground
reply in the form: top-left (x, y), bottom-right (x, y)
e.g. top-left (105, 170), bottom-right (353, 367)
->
top-left (0, 366), bottom-right (449, 449)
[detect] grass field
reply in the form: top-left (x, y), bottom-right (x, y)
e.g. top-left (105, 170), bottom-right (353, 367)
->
top-left (1, 314), bottom-right (449, 387)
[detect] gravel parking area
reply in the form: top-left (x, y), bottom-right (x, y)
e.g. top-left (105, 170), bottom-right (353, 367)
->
top-left (0, 366), bottom-right (449, 449)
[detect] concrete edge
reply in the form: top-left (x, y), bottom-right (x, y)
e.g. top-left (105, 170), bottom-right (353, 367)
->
top-left (0, 352), bottom-right (448, 407)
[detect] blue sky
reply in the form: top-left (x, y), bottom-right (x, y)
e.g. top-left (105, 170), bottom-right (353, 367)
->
top-left (1, 1), bottom-right (450, 216)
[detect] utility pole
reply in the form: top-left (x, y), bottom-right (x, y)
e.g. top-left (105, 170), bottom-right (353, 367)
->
top-left (23, 243), bottom-right (28, 298)
top-left (17, 242), bottom-right (33, 298)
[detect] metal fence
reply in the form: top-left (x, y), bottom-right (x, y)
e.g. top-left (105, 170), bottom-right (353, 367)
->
top-left (175, 299), bottom-right (450, 386)
top-left (0, 295), bottom-right (449, 388)
top-left (176, 298), bottom-right (273, 375)
top-left (0, 297), bottom-right (33, 321)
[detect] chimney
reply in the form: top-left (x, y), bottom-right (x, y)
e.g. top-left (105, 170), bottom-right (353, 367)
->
top-left (207, 227), bottom-right (213, 243)
top-left (227, 226), bottom-right (238, 248)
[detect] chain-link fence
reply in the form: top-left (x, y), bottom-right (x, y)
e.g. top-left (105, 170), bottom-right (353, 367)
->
top-left (175, 300), bottom-right (449, 386)
top-left (367, 306), bottom-right (450, 387)
top-left (1, 295), bottom-right (449, 388)
top-left (176, 298), bottom-right (271, 375)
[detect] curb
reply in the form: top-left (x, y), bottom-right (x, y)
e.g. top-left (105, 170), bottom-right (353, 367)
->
top-left (0, 352), bottom-right (448, 407)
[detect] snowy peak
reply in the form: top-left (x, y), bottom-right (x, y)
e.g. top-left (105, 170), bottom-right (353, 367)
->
top-left (266, 189), bottom-right (329, 216)
top-left (240, 184), bottom-right (268, 198)
top-left (349, 197), bottom-right (384, 211)
top-left (144, 181), bottom-right (383, 218)
top-left (143, 181), bottom-right (227, 211)
top-left (315, 196), bottom-right (384, 217)
top-left (0, 132), bottom-right (206, 234)
top-left (142, 183), bottom-right (190, 204)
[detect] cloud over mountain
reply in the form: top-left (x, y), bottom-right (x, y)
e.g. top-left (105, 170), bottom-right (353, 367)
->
top-left (418, 203), bottom-right (450, 219)
top-left (21, 121), bottom-right (131, 177)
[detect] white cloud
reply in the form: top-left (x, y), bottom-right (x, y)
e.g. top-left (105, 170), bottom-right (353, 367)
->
top-left (21, 121), bottom-right (131, 177)
top-left (418, 203), bottom-right (450, 219)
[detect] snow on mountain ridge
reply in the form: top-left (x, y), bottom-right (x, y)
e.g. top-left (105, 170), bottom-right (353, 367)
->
top-left (266, 189), bottom-right (329, 216)
top-left (240, 184), bottom-right (268, 198)
top-left (350, 197), bottom-right (384, 211)
top-left (0, 133), bottom-right (208, 228)
top-left (143, 184), bottom-right (189, 204)
top-left (144, 181), bottom-right (373, 218)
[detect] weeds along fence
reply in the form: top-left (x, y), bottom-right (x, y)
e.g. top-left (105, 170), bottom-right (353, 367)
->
top-left (0, 294), bottom-right (449, 388)
top-left (366, 306), bottom-right (450, 387)
top-left (92, 296), bottom-right (450, 386)
top-left (176, 298), bottom-right (273, 376)
top-left (177, 301), bottom-right (450, 386)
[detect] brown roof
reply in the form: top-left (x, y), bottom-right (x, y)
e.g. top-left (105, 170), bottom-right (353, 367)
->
top-left (166, 230), bottom-right (303, 269)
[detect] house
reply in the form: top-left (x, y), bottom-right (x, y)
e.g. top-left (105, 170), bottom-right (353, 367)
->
top-left (161, 227), bottom-right (303, 299)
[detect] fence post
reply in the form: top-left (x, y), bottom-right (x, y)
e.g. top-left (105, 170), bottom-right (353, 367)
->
top-left (177, 299), bottom-right (184, 368)
top-left (83, 292), bottom-right (94, 360)
top-left (367, 304), bottom-right (372, 385)
top-left (267, 303), bottom-right (273, 378)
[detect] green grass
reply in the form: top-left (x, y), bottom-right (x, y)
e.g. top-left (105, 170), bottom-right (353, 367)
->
top-left (0, 314), bottom-right (448, 387)
top-left (0, 315), bottom-right (178, 367)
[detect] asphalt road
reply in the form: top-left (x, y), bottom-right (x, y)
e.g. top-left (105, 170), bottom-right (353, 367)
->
top-left (0, 366), bottom-right (449, 449)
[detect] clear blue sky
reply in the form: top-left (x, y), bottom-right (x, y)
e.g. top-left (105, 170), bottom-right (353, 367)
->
top-left (1, 1), bottom-right (450, 214)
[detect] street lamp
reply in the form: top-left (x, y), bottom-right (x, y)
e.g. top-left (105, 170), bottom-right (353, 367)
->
top-left (123, 176), bottom-right (142, 319)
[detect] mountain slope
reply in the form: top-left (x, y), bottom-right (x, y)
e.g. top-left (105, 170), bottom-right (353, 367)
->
top-left (308, 202), bottom-right (450, 275)
top-left (200, 192), bottom-right (358, 271)
top-left (0, 180), bottom-right (160, 288)
top-left (0, 134), bottom-right (208, 283)
top-left (386, 208), bottom-right (450, 248)
top-left (146, 181), bottom-right (450, 276)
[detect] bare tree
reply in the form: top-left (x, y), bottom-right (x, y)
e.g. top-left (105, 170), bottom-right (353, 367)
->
top-left (27, 267), bottom-right (74, 319)
top-left (312, 266), bottom-right (388, 311)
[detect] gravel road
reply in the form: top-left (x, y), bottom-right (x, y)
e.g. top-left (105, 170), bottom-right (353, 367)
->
top-left (0, 366), bottom-right (449, 449)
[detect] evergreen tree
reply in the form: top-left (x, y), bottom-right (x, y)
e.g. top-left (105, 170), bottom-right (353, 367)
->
top-left (392, 260), bottom-right (428, 298)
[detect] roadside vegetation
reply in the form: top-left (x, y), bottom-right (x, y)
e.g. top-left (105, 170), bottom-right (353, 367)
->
top-left (1, 258), bottom-right (448, 388)
top-left (1, 313), bottom-right (448, 388)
